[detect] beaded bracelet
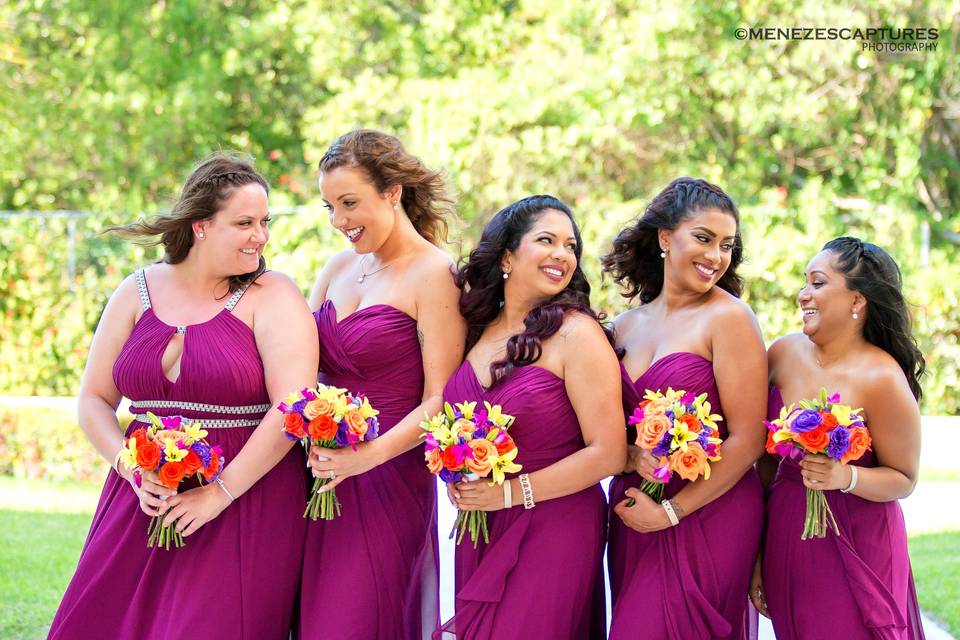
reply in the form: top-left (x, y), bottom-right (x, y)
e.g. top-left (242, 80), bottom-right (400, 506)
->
top-left (518, 473), bottom-right (535, 509)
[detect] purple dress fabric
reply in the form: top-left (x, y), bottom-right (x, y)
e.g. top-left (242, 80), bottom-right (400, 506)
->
top-left (435, 361), bottom-right (607, 640)
top-left (300, 301), bottom-right (438, 640)
top-left (608, 352), bottom-right (764, 640)
top-left (49, 269), bottom-right (307, 640)
top-left (762, 387), bottom-right (925, 640)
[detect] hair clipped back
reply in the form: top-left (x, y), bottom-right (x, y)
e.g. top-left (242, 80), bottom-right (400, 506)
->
top-left (602, 177), bottom-right (743, 303)
top-left (109, 152), bottom-right (269, 292)
top-left (823, 236), bottom-right (925, 399)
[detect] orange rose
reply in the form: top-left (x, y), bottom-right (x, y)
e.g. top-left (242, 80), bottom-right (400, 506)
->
top-left (765, 429), bottom-right (778, 456)
top-left (303, 399), bottom-right (336, 420)
top-left (453, 418), bottom-right (476, 437)
top-left (669, 442), bottom-right (708, 482)
top-left (181, 450), bottom-right (203, 475)
top-left (158, 461), bottom-right (186, 489)
top-left (345, 410), bottom-right (368, 440)
top-left (284, 413), bottom-right (306, 439)
top-left (465, 439), bottom-right (498, 476)
top-left (153, 429), bottom-right (185, 446)
top-left (425, 448), bottom-right (443, 474)
top-left (842, 426), bottom-right (872, 463)
top-left (679, 413), bottom-right (701, 433)
top-left (201, 453), bottom-right (221, 481)
top-left (135, 441), bottom-right (162, 471)
top-left (635, 414), bottom-right (672, 449)
top-left (796, 425), bottom-right (830, 453)
top-left (309, 415), bottom-right (338, 441)
top-left (820, 413), bottom-right (839, 430)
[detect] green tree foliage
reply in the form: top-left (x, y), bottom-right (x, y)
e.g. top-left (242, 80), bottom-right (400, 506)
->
top-left (1, 1), bottom-right (957, 412)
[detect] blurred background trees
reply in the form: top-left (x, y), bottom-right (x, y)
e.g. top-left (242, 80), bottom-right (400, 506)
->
top-left (1, 0), bottom-right (957, 411)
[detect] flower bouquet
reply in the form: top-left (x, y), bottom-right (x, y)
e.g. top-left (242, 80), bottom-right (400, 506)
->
top-left (279, 384), bottom-right (380, 520)
top-left (627, 387), bottom-right (723, 504)
top-left (765, 388), bottom-right (872, 539)
top-left (421, 401), bottom-right (520, 547)
top-left (118, 412), bottom-right (224, 549)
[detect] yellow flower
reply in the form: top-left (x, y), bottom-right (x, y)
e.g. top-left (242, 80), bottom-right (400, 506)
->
top-left (456, 401), bottom-right (477, 421)
top-left (831, 404), bottom-right (862, 427)
top-left (490, 447), bottom-right (522, 485)
top-left (163, 439), bottom-right (188, 463)
top-left (772, 428), bottom-right (794, 444)
top-left (181, 420), bottom-right (208, 444)
top-left (118, 437), bottom-right (139, 470)
top-left (483, 401), bottom-right (514, 428)
top-left (670, 417), bottom-right (700, 451)
top-left (358, 396), bottom-right (379, 420)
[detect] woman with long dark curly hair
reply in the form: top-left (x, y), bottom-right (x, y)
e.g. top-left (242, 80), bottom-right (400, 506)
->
top-left (603, 177), bottom-right (768, 640)
top-left (754, 237), bottom-right (926, 639)
top-left (435, 195), bottom-right (625, 639)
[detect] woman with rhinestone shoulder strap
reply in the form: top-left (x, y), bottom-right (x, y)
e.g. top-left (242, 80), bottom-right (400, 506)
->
top-left (49, 153), bottom-right (318, 640)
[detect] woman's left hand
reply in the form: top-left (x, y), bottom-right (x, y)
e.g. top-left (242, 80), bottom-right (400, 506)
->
top-left (454, 477), bottom-right (507, 512)
top-left (800, 453), bottom-right (852, 491)
top-left (613, 488), bottom-right (673, 533)
top-left (161, 483), bottom-right (232, 537)
top-left (309, 442), bottom-right (384, 492)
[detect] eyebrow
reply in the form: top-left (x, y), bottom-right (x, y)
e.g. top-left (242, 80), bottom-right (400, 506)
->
top-left (535, 230), bottom-right (577, 242)
top-left (691, 225), bottom-right (736, 241)
top-left (807, 270), bottom-right (829, 278)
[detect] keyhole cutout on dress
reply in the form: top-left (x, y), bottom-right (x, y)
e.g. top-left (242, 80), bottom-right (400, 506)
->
top-left (160, 332), bottom-right (185, 384)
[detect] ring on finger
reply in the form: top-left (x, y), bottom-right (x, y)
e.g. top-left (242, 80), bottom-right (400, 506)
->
top-left (328, 470), bottom-right (336, 480)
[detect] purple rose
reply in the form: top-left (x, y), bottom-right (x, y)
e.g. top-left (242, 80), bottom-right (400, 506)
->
top-left (792, 409), bottom-right (823, 433)
top-left (826, 427), bottom-right (850, 461)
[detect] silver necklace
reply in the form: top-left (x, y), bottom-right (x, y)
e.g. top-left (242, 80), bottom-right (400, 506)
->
top-left (357, 255), bottom-right (395, 284)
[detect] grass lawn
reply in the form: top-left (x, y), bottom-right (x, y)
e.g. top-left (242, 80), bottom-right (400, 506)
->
top-left (911, 530), bottom-right (960, 636)
top-left (0, 477), bottom-right (102, 640)
top-left (0, 476), bottom-right (957, 639)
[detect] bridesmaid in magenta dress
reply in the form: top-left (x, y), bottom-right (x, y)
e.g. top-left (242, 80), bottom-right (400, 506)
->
top-left (49, 154), bottom-right (319, 639)
top-left (300, 130), bottom-right (465, 640)
top-left (754, 237), bottom-right (926, 639)
top-left (435, 195), bottom-right (626, 640)
top-left (602, 178), bottom-right (768, 640)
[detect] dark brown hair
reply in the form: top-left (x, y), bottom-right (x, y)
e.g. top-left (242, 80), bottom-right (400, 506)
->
top-left (823, 237), bottom-right (925, 399)
top-left (456, 195), bottom-right (611, 387)
top-left (602, 177), bottom-right (743, 303)
top-left (319, 129), bottom-right (454, 245)
top-left (109, 152), bottom-right (269, 292)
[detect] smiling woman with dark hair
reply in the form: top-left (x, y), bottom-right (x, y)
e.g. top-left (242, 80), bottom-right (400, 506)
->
top-left (755, 237), bottom-right (925, 640)
top-left (603, 177), bottom-right (768, 640)
top-left (435, 195), bottom-right (625, 639)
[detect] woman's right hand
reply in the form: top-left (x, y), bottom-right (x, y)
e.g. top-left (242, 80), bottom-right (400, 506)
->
top-left (749, 554), bottom-right (770, 618)
top-left (121, 467), bottom-right (177, 516)
top-left (629, 446), bottom-right (667, 484)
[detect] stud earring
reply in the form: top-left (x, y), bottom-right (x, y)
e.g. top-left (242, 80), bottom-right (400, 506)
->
top-left (198, 233), bottom-right (204, 239)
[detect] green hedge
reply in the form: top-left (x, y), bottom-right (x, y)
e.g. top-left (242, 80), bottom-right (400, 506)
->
top-left (0, 406), bottom-right (133, 483)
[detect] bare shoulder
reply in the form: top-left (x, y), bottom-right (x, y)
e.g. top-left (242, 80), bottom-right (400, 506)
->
top-left (249, 270), bottom-right (309, 303)
top-left (558, 311), bottom-right (610, 348)
top-left (610, 305), bottom-right (648, 344)
top-left (318, 249), bottom-right (358, 281)
top-left (859, 346), bottom-right (914, 398)
top-left (108, 271), bottom-right (143, 316)
top-left (410, 246), bottom-right (459, 299)
top-left (707, 288), bottom-right (758, 325)
top-left (768, 332), bottom-right (806, 362)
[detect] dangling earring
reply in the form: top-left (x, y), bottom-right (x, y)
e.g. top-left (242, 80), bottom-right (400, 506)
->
top-left (852, 310), bottom-right (859, 320)
top-left (393, 202), bottom-right (399, 212)
top-left (660, 250), bottom-right (666, 258)
top-left (502, 271), bottom-right (509, 280)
